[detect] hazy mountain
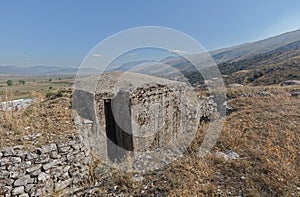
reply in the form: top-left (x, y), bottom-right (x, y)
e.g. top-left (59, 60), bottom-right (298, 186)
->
top-left (162, 28), bottom-right (300, 67)
top-left (211, 28), bottom-right (300, 63)
top-left (220, 39), bottom-right (300, 85)
top-left (108, 60), bottom-right (152, 72)
top-left (113, 29), bottom-right (300, 77)
top-left (179, 33), bottom-right (300, 85)
top-left (0, 65), bottom-right (100, 75)
top-left (2, 29), bottom-right (300, 84)
top-left (156, 29), bottom-right (300, 85)
top-left (160, 56), bottom-right (180, 63)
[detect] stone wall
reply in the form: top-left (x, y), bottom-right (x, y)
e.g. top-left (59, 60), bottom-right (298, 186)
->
top-left (0, 135), bottom-right (91, 196)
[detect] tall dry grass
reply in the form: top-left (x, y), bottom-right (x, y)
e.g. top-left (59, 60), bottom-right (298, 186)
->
top-left (0, 88), bottom-right (76, 149)
top-left (88, 86), bottom-right (300, 196)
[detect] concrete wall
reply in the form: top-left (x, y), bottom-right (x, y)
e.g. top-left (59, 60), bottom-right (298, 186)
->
top-left (92, 83), bottom-right (215, 161)
top-left (130, 85), bottom-right (186, 151)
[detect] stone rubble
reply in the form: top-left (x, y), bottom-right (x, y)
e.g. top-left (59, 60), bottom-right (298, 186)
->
top-left (215, 150), bottom-right (240, 160)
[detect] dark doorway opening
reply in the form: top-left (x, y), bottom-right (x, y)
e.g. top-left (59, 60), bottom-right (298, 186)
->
top-left (104, 99), bottom-right (133, 162)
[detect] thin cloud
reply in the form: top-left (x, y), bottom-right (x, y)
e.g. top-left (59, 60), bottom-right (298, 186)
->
top-left (169, 49), bottom-right (186, 54)
top-left (128, 53), bottom-right (137, 56)
top-left (92, 53), bottom-right (102, 57)
top-left (23, 55), bottom-right (30, 58)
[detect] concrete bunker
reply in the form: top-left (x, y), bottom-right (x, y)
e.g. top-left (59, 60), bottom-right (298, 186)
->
top-left (74, 72), bottom-right (200, 163)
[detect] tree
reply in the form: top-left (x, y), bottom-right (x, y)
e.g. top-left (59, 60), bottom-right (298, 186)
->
top-left (49, 78), bottom-right (52, 82)
top-left (18, 79), bottom-right (25, 85)
top-left (6, 80), bottom-right (13, 86)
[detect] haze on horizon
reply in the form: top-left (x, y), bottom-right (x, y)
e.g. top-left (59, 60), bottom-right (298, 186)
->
top-left (1, 0), bottom-right (300, 68)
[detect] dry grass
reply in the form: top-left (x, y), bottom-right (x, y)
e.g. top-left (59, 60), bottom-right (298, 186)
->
top-left (0, 85), bottom-right (299, 196)
top-left (89, 86), bottom-right (300, 196)
top-left (226, 84), bottom-right (300, 99)
top-left (0, 88), bottom-right (76, 150)
top-left (215, 94), bottom-right (300, 195)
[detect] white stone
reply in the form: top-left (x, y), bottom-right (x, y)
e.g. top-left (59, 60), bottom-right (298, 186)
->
top-left (38, 172), bottom-right (50, 183)
top-left (12, 186), bottom-right (24, 195)
top-left (14, 175), bottom-right (33, 186)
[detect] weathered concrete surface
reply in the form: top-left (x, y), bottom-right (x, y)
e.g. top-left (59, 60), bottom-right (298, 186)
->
top-left (73, 72), bottom-right (216, 163)
top-left (92, 72), bottom-right (192, 161)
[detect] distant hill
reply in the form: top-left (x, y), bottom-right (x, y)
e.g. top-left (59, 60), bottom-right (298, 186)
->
top-left (211, 28), bottom-right (300, 63)
top-left (0, 65), bottom-right (100, 76)
top-left (175, 29), bottom-right (300, 85)
top-left (209, 29), bottom-right (300, 85)
top-left (220, 40), bottom-right (300, 85)
top-left (157, 29), bottom-right (300, 86)
top-left (3, 29), bottom-right (300, 85)
top-left (107, 60), bottom-right (153, 72)
top-left (111, 29), bottom-right (300, 86)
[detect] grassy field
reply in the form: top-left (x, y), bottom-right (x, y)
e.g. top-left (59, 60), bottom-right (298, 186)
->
top-left (88, 85), bottom-right (300, 196)
top-left (0, 88), bottom-right (76, 150)
top-left (0, 76), bottom-right (75, 150)
top-left (0, 83), bottom-right (299, 196)
top-left (0, 76), bottom-right (74, 99)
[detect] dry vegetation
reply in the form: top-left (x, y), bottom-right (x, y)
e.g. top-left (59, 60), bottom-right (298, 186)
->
top-left (0, 84), bottom-right (299, 196)
top-left (87, 85), bottom-right (300, 196)
top-left (0, 88), bottom-right (76, 150)
top-left (0, 76), bottom-right (73, 99)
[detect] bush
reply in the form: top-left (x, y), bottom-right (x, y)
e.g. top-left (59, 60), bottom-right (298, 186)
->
top-left (46, 92), bottom-right (54, 98)
top-left (18, 79), bottom-right (25, 85)
top-left (46, 90), bottom-right (63, 99)
top-left (6, 80), bottom-right (13, 86)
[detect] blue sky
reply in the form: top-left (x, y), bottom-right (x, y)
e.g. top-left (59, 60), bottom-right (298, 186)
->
top-left (1, 0), bottom-right (300, 67)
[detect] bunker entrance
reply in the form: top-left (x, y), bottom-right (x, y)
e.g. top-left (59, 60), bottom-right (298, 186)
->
top-left (104, 99), bottom-right (133, 162)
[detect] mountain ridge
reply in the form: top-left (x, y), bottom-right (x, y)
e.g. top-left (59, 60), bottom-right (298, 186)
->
top-left (0, 65), bottom-right (100, 75)
top-left (211, 28), bottom-right (300, 63)
top-left (1, 28), bottom-right (300, 84)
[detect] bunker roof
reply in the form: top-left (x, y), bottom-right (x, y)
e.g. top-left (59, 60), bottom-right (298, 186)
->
top-left (95, 72), bottom-right (186, 94)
